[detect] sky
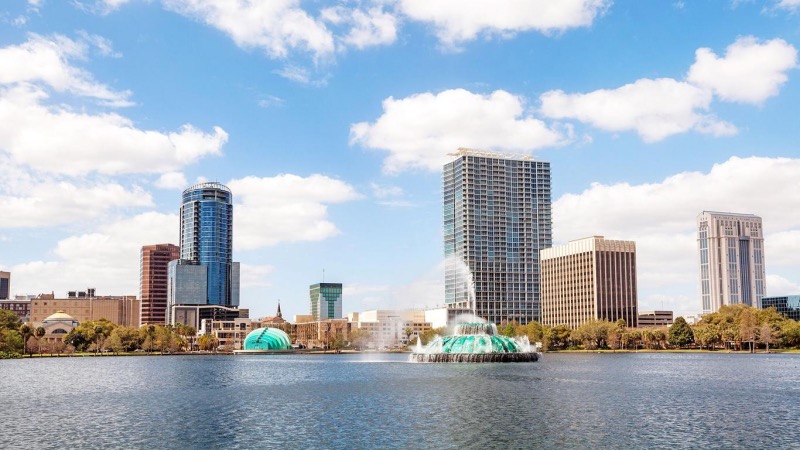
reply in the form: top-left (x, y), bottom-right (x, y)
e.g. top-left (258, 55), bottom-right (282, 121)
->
top-left (1, 0), bottom-right (799, 322)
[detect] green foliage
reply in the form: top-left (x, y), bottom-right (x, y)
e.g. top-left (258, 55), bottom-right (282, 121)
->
top-left (0, 309), bottom-right (22, 331)
top-left (545, 325), bottom-right (571, 350)
top-left (668, 317), bottom-right (694, 348)
top-left (0, 328), bottom-right (23, 356)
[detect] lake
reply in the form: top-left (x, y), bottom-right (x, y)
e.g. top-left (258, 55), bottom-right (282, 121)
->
top-left (2, 352), bottom-right (799, 449)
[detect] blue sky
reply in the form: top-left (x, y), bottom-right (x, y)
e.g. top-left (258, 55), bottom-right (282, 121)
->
top-left (1, 0), bottom-right (799, 322)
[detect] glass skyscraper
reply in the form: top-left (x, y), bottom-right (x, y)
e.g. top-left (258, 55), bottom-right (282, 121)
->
top-left (443, 148), bottom-right (552, 325)
top-left (697, 211), bottom-right (766, 314)
top-left (310, 283), bottom-right (343, 320)
top-left (178, 182), bottom-right (239, 307)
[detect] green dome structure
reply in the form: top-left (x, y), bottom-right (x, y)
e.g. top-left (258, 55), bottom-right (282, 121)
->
top-left (243, 327), bottom-right (292, 351)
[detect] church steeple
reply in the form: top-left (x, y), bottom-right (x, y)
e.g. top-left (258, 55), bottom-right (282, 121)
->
top-left (276, 301), bottom-right (282, 319)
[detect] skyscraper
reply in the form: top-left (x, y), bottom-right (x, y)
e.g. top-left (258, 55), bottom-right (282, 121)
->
top-left (140, 244), bottom-right (180, 326)
top-left (443, 148), bottom-right (552, 325)
top-left (310, 283), bottom-right (343, 320)
top-left (541, 236), bottom-right (638, 329)
top-left (697, 211), bottom-right (766, 314)
top-left (180, 182), bottom-right (237, 307)
top-left (168, 182), bottom-right (241, 327)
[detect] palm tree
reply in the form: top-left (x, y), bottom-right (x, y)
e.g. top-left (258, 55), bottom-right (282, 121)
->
top-left (19, 324), bottom-right (31, 356)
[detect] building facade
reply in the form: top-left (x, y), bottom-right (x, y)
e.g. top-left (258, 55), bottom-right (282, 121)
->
top-left (638, 310), bottom-right (674, 327)
top-left (179, 182), bottom-right (238, 307)
top-left (761, 295), bottom-right (800, 321)
top-left (0, 271), bottom-right (9, 300)
top-left (140, 244), bottom-right (180, 326)
top-left (697, 211), bottom-right (766, 314)
top-left (310, 283), bottom-right (343, 320)
top-left (30, 293), bottom-right (139, 327)
top-left (0, 296), bottom-right (30, 322)
top-left (443, 148), bottom-right (552, 325)
top-left (541, 236), bottom-right (638, 329)
top-left (169, 182), bottom-right (241, 326)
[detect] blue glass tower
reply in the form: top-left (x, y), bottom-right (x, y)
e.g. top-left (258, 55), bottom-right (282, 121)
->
top-left (180, 182), bottom-right (238, 307)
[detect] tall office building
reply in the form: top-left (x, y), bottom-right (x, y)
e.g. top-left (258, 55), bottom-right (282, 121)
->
top-left (0, 271), bottom-right (9, 300)
top-left (697, 211), bottom-right (766, 314)
top-left (140, 244), bottom-right (180, 326)
top-left (541, 236), bottom-right (638, 329)
top-left (168, 182), bottom-right (241, 328)
top-left (310, 283), bottom-right (343, 320)
top-left (443, 148), bottom-right (552, 325)
top-left (180, 182), bottom-right (237, 307)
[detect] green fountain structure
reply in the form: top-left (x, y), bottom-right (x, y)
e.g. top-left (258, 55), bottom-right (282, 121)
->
top-left (410, 321), bottom-right (540, 363)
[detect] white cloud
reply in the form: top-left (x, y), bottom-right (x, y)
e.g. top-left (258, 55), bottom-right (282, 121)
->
top-left (776, 0), bottom-right (800, 11)
top-left (687, 36), bottom-right (798, 104)
top-left (397, 0), bottom-right (610, 48)
top-left (240, 263), bottom-right (275, 288)
top-left (0, 85), bottom-right (227, 176)
top-left (155, 172), bottom-right (188, 189)
top-left (766, 274), bottom-right (800, 296)
top-left (0, 178), bottom-right (153, 228)
top-left (539, 36), bottom-right (797, 142)
top-left (370, 182), bottom-right (403, 199)
top-left (540, 78), bottom-right (736, 142)
top-left (351, 88), bottom-right (569, 173)
top-left (11, 212), bottom-right (177, 296)
top-left (0, 33), bottom-right (131, 106)
top-left (272, 64), bottom-right (328, 86)
top-left (553, 156), bottom-right (800, 316)
top-left (322, 6), bottom-right (398, 50)
top-left (228, 174), bottom-right (361, 250)
top-left (162, 0), bottom-right (335, 61)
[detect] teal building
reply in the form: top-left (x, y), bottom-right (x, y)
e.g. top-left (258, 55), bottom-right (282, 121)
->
top-left (310, 283), bottom-right (343, 320)
top-left (243, 327), bottom-right (292, 351)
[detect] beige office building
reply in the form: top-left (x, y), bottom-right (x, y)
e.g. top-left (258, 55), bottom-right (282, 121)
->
top-left (697, 211), bottom-right (766, 314)
top-left (30, 292), bottom-right (140, 327)
top-left (541, 236), bottom-right (638, 329)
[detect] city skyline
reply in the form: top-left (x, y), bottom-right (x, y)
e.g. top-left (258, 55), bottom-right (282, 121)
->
top-left (1, 1), bottom-right (800, 321)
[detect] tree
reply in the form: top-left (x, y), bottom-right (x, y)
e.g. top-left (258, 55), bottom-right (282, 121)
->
top-left (546, 325), bottom-right (572, 350)
top-left (197, 334), bottom-right (219, 352)
top-left (332, 332), bottom-right (345, 352)
top-left (403, 327), bottom-right (413, 344)
top-left (349, 328), bottom-right (372, 350)
top-left (668, 317), bottom-right (694, 348)
top-left (759, 323), bottom-right (776, 353)
top-left (0, 328), bottom-right (24, 358)
top-left (780, 320), bottom-right (800, 348)
top-left (522, 321), bottom-right (544, 343)
top-left (739, 309), bottom-right (757, 353)
top-left (106, 331), bottom-right (124, 355)
top-left (0, 309), bottom-right (21, 331)
top-left (27, 335), bottom-right (40, 355)
top-left (19, 324), bottom-right (32, 356)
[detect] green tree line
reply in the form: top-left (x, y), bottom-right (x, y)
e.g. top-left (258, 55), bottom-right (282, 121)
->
top-left (497, 304), bottom-right (795, 352)
top-left (0, 310), bottom-right (200, 359)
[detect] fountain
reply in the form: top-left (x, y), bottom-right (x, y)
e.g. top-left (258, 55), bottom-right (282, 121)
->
top-left (410, 318), bottom-right (541, 363)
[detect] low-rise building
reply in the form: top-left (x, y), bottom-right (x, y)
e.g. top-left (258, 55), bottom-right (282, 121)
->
top-left (199, 317), bottom-right (256, 350)
top-left (0, 296), bottom-right (31, 322)
top-left (30, 291), bottom-right (139, 327)
top-left (638, 310), bottom-right (674, 327)
top-left (294, 318), bottom-right (351, 349)
top-left (761, 295), bottom-right (800, 321)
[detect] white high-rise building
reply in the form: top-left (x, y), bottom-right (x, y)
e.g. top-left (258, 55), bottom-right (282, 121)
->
top-left (697, 211), bottom-right (766, 314)
top-left (443, 148), bottom-right (552, 325)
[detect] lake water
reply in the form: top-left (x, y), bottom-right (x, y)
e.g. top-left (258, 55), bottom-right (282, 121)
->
top-left (2, 352), bottom-right (799, 449)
